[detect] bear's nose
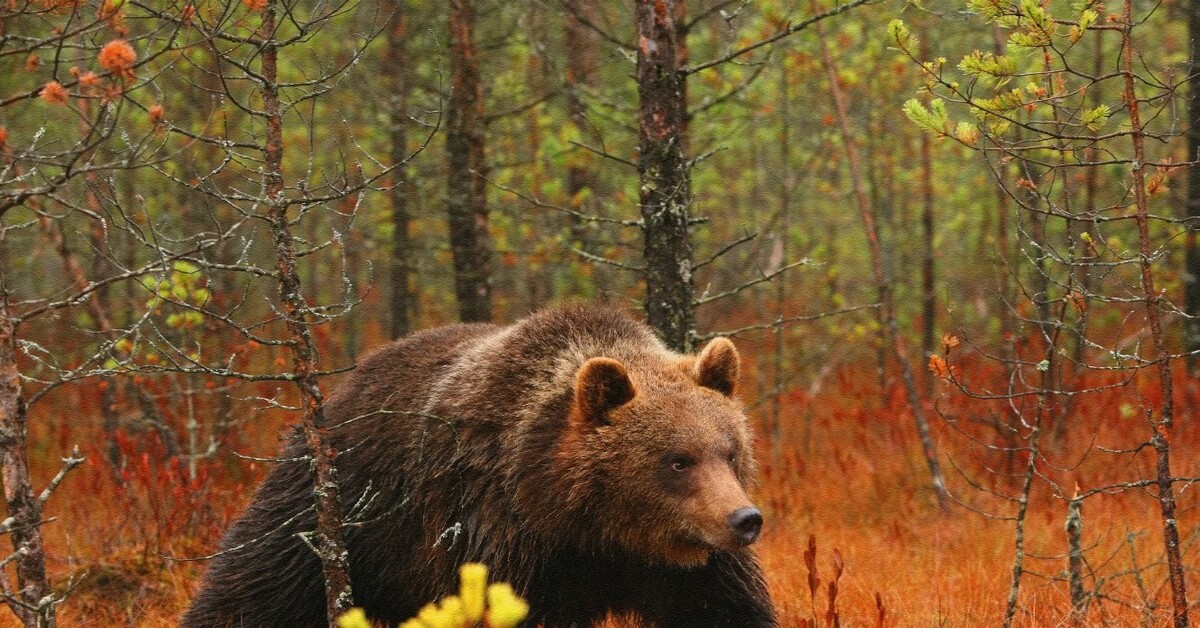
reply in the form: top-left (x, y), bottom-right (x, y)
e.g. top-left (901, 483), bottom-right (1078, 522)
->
top-left (727, 507), bottom-right (763, 545)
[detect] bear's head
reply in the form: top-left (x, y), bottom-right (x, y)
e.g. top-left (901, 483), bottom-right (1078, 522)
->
top-left (562, 337), bottom-right (762, 567)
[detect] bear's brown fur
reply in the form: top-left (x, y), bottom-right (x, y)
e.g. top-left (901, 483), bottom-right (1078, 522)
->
top-left (182, 304), bottom-right (775, 627)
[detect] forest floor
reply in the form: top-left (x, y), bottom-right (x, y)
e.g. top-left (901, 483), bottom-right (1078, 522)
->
top-left (2, 356), bottom-right (1196, 627)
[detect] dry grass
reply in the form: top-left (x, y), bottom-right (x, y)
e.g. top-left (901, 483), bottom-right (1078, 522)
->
top-left (751, 358), bottom-right (1200, 627)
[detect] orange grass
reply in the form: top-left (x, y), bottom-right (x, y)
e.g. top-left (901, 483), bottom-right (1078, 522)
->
top-left (753, 358), bottom-right (1200, 627)
top-left (0, 343), bottom-right (1196, 626)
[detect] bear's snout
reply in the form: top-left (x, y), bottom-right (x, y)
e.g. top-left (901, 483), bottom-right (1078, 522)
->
top-left (727, 506), bottom-right (763, 545)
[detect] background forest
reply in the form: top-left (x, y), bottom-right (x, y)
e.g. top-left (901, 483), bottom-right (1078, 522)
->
top-left (1, 0), bottom-right (1199, 625)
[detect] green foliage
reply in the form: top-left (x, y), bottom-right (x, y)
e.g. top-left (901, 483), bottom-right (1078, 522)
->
top-left (1007, 0), bottom-right (1056, 48)
top-left (958, 51), bottom-right (1016, 88)
top-left (1080, 104), bottom-right (1111, 131)
top-left (902, 98), bottom-right (950, 135)
top-left (142, 261), bottom-right (210, 326)
top-left (966, 0), bottom-right (1008, 20)
top-left (887, 19), bottom-right (918, 52)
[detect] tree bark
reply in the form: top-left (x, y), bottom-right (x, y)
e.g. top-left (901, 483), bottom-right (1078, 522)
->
top-left (0, 300), bottom-right (54, 628)
top-left (1065, 493), bottom-right (1086, 621)
top-left (446, 0), bottom-right (492, 323)
top-left (261, 3), bottom-right (354, 623)
top-left (387, 0), bottom-right (413, 339)
top-left (1122, 2), bottom-right (1188, 623)
top-left (1002, 425), bottom-right (1039, 628)
top-left (636, 0), bottom-right (694, 351)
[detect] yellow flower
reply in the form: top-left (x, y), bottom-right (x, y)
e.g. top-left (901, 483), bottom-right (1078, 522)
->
top-left (485, 583), bottom-right (529, 628)
top-left (397, 562), bottom-right (530, 628)
top-left (438, 595), bottom-right (466, 627)
top-left (336, 607), bottom-right (371, 628)
top-left (416, 602), bottom-right (443, 626)
top-left (459, 562), bottom-right (488, 622)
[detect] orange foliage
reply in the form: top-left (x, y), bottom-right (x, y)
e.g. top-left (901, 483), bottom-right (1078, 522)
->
top-left (927, 354), bottom-right (952, 380)
top-left (39, 81), bottom-right (69, 106)
top-left (98, 39), bottom-right (136, 78)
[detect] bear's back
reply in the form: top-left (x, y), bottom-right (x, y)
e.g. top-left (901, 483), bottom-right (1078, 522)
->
top-left (323, 322), bottom-right (498, 441)
top-left (420, 305), bottom-right (667, 427)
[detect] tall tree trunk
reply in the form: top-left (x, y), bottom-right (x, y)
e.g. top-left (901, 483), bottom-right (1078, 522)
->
top-left (83, 150), bottom-right (123, 472)
top-left (992, 26), bottom-right (1016, 370)
top-left (1186, 0), bottom-right (1200, 372)
top-left (814, 7), bottom-right (950, 511)
top-left (918, 28), bottom-right (936, 392)
top-left (636, 0), bottom-right (694, 351)
top-left (920, 133), bottom-right (935, 390)
top-left (387, 0), bottom-right (413, 339)
top-left (565, 0), bottom-right (598, 247)
top-left (1072, 38), bottom-right (1104, 370)
top-left (91, 226), bottom-right (122, 473)
top-left (447, 0), bottom-right (492, 323)
top-left (522, 44), bottom-right (547, 310)
top-left (673, 0), bottom-right (689, 143)
top-left (0, 301), bottom-right (54, 628)
top-left (261, 3), bottom-right (354, 623)
top-left (772, 60), bottom-right (792, 450)
top-left (1122, 2), bottom-right (1189, 624)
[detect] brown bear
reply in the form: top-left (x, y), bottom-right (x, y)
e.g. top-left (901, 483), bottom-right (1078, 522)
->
top-left (182, 304), bottom-right (775, 627)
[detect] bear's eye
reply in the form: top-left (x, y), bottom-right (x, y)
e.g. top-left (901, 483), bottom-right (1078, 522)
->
top-left (666, 454), bottom-right (695, 472)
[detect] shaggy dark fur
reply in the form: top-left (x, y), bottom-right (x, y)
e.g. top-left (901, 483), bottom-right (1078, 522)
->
top-left (182, 304), bottom-right (775, 627)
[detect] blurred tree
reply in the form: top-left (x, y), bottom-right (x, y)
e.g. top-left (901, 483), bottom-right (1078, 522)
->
top-left (387, 0), bottom-right (414, 339)
top-left (564, 0), bottom-right (599, 253)
top-left (814, 4), bottom-right (949, 512)
top-left (1186, 0), bottom-right (1200, 372)
top-left (447, 0), bottom-right (493, 323)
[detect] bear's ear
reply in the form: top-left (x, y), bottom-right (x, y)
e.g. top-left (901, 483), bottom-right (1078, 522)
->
top-left (693, 337), bottom-right (740, 397)
top-left (573, 357), bottom-right (636, 426)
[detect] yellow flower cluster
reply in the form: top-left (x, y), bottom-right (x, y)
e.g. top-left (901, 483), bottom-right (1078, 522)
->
top-left (336, 563), bottom-right (529, 628)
